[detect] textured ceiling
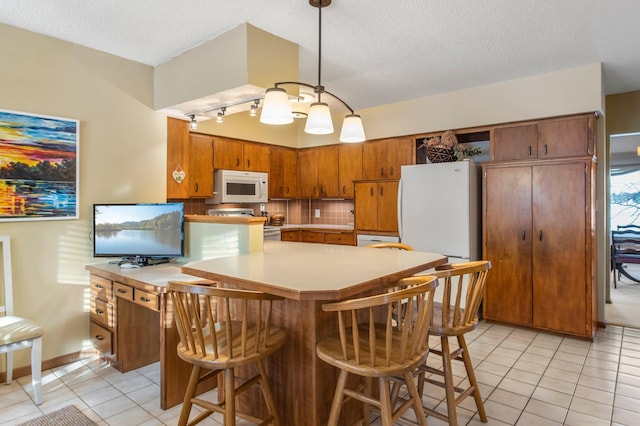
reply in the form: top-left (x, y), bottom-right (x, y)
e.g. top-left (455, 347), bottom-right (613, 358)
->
top-left (1, 0), bottom-right (640, 113)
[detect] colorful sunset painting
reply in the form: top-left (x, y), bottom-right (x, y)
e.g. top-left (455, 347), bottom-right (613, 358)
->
top-left (0, 109), bottom-right (79, 221)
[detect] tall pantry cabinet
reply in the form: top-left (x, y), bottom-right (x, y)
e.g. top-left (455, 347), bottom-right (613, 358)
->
top-left (482, 114), bottom-right (597, 338)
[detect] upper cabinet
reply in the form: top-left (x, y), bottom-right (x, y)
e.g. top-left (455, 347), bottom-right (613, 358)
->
top-left (166, 118), bottom-right (213, 199)
top-left (269, 147), bottom-right (298, 199)
top-left (362, 137), bottom-right (413, 180)
top-left (491, 115), bottom-right (594, 162)
top-left (338, 144), bottom-right (363, 198)
top-left (354, 180), bottom-right (399, 234)
top-left (298, 146), bottom-right (339, 198)
top-left (213, 137), bottom-right (270, 172)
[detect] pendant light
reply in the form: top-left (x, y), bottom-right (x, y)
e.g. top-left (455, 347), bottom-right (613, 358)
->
top-left (260, 0), bottom-right (366, 143)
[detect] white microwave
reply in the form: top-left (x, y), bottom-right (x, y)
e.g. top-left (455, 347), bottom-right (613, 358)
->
top-left (206, 170), bottom-right (268, 204)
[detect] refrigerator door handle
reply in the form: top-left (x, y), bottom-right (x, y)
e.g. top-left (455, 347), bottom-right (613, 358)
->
top-left (397, 178), bottom-right (404, 241)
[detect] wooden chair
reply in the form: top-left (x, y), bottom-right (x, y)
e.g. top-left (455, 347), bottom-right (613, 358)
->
top-left (0, 235), bottom-right (43, 405)
top-left (365, 242), bottom-right (414, 251)
top-left (611, 230), bottom-right (640, 288)
top-left (316, 276), bottom-right (437, 426)
top-left (168, 281), bottom-right (286, 426)
top-left (416, 260), bottom-right (491, 425)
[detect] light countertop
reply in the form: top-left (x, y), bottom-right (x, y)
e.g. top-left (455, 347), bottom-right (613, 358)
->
top-left (182, 240), bottom-right (446, 301)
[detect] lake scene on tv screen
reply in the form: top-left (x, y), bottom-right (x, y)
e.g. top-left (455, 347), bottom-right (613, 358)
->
top-left (94, 204), bottom-right (183, 257)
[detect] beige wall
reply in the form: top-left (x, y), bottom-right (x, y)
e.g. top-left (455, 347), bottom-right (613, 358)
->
top-left (0, 23), bottom-right (167, 369)
top-left (1, 22), bottom-right (609, 372)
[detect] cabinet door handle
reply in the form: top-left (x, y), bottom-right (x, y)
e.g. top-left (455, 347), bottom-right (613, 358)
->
top-left (194, 182), bottom-right (199, 192)
top-left (342, 185), bottom-right (346, 194)
top-left (236, 158), bottom-right (240, 167)
top-left (95, 335), bottom-right (104, 341)
top-left (522, 230), bottom-right (526, 241)
top-left (95, 308), bottom-right (104, 315)
top-left (94, 284), bottom-right (104, 289)
top-left (370, 187), bottom-right (374, 196)
top-left (543, 144), bottom-right (548, 155)
top-left (380, 167), bottom-right (385, 177)
top-left (140, 297), bottom-right (151, 303)
top-left (539, 230), bottom-right (543, 241)
top-left (380, 186), bottom-right (384, 196)
top-left (116, 288), bottom-right (128, 294)
top-left (285, 186), bottom-right (289, 194)
top-left (247, 159), bottom-right (251, 168)
top-left (528, 146), bottom-right (532, 156)
top-left (389, 167), bottom-right (394, 176)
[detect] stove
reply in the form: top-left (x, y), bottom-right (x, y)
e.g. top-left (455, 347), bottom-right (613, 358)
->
top-left (207, 208), bottom-right (281, 241)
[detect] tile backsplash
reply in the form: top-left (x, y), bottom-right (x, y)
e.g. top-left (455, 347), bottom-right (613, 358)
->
top-left (171, 198), bottom-right (354, 226)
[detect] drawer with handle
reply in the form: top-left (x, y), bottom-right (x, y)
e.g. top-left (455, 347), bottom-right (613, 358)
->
top-left (90, 321), bottom-right (112, 355)
top-left (134, 289), bottom-right (159, 311)
top-left (90, 298), bottom-right (113, 327)
top-left (90, 275), bottom-right (113, 301)
top-left (113, 282), bottom-right (134, 301)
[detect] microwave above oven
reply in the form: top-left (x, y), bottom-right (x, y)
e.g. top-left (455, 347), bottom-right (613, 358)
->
top-left (206, 170), bottom-right (268, 204)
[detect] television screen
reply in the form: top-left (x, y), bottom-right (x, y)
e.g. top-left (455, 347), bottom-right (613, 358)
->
top-left (93, 203), bottom-right (184, 261)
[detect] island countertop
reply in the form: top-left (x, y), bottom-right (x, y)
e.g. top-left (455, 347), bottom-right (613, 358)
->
top-left (182, 240), bottom-right (447, 301)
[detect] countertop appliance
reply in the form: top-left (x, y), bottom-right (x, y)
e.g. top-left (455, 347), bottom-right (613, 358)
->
top-left (206, 170), bottom-right (268, 204)
top-left (207, 207), bottom-right (281, 240)
top-left (398, 161), bottom-right (481, 263)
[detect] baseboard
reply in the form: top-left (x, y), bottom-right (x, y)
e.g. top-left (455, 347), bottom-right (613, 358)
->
top-left (1, 348), bottom-right (99, 383)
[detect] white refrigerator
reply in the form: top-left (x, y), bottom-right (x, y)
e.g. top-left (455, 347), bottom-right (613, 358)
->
top-left (398, 161), bottom-right (481, 262)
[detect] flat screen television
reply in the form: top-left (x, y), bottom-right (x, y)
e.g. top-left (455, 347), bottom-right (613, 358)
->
top-left (93, 203), bottom-right (184, 265)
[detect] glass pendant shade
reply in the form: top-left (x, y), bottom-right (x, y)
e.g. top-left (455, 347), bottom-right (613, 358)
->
top-left (339, 114), bottom-right (366, 143)
top-left (304, 102), bottom-right (334, 134)
top-left (260, 87), bottom-right (294, 125)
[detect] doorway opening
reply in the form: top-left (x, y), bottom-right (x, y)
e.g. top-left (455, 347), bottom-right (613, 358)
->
top-left (607, 132), bottom-right (640, 328)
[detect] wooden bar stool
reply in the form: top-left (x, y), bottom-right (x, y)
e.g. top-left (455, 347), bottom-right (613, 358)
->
top-left (168, 281), bottom-right (286, 426)
top-left (365, 242), bottom-right (414, 251)
top-left (417, 260), bottom-right (491, 425)
top-left (316, 276), bottom-right (437, 426)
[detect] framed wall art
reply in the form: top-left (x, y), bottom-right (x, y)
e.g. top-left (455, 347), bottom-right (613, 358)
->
top-left (0, 109), bottom-right (79, 221)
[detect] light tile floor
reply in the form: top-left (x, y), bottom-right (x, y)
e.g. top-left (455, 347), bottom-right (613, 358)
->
top-left (2, 321), bottom-right (640, 425)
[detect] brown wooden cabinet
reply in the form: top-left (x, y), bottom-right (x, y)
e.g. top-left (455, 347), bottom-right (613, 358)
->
top-left (280, 229), bottom-right (300, 241)
top-left (298, 146), bottom-right (339, 198)
top-left (213, 137), bottom-right (270, 172)
top-left (269, 147), bottom-right (298, 199)
top-left (491, 115), bottom-right (593, 162)
top-left (187, 133), bottom-right (214, 197)
top-left (354, 180), bottom-right (399, 234)
top-left (89, 274), bottom-right (161, 371)
top-left (338, 144), bottom-right (363, 198)
top-left (362, 137), bottom-right (413, 180)
top-left (166, 118), bottom-right (214, 198)
top-left (483, 159), bottom-right (596, 337)
top-left (284, 228), bottom-right (355, 245)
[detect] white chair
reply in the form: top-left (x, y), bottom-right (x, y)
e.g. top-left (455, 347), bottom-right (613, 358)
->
top-left (0, 235), bottom-right (43, 405)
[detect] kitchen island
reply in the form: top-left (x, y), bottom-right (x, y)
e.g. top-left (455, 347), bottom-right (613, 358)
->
top-left (182, 241), bottom-right (447, 425)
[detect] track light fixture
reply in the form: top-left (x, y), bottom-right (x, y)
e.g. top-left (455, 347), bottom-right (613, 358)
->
top-left (250, 99), bottom-right (260, 117)
top-left (189, 114), bottom-right (198, 130)
top-left (216, 107), bottom-right (226, 123)
top-left (260, 0), bottom-right (366, 143)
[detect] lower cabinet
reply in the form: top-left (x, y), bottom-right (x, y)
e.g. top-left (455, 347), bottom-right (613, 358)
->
top-left (280, 229), bottom-right (355, 245)
top-left (482, 159), bottom-right (597, 338)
